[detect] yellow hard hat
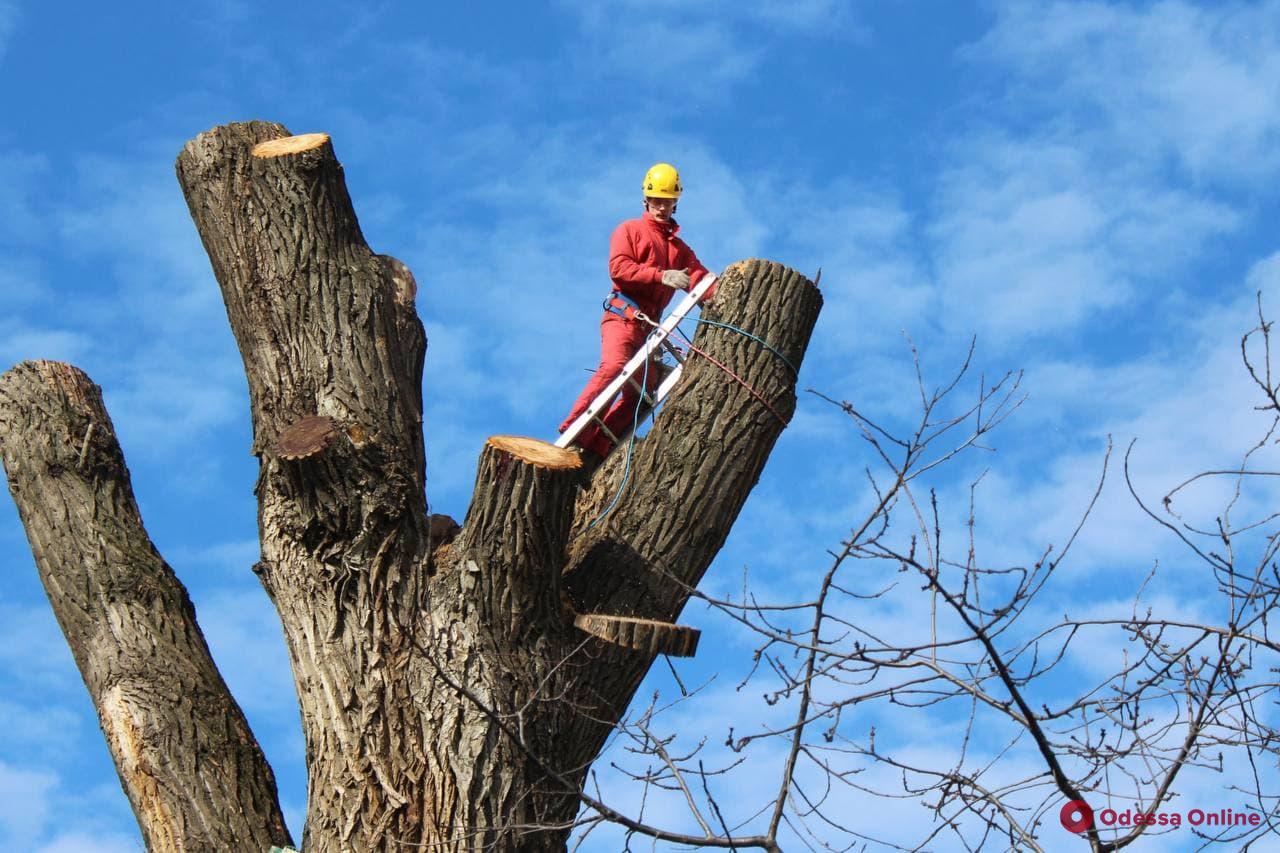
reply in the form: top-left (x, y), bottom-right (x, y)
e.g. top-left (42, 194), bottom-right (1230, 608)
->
top-left (642, 163), bottom-right (683, 198)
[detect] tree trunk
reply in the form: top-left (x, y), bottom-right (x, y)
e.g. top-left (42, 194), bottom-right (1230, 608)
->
top-left (0, 361), bottom-right (292, 851)
top-left (554, 259), bottom-right (821, 780)
top-left (176, 123), bottom-right (435, 851)
top-left (0, 121), bottom-right (821, 851)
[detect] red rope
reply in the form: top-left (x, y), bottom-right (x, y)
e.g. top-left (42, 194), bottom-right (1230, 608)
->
top-left (671, 328), bottom-right (790, 428)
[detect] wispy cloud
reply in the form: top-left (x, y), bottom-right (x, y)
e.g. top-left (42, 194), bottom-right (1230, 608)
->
top-left (0, 603), bottom-right (79, 693)
top-left (0, 759), bottom-right (140, 852)
top-left (555, 0), bottom-right (864, 97)
top-left (0, 702), bottom-right (83, 763)
top-left (969, 0), bottom-right (1280, 184)
top-left (0, 150), bottom-right (48, 242)
top-left (0, 328), bottom-right (92, 370)
top-left (25, 151), bottom-right (249, 455)
top-left (937, 257), bottom-right (1280, 583)
top-left (34, 832), bottom-right (141, 853)
top-left (195, 588), bottom-right (295, 718)
top-left (928, 135), bottom-right (1238, 342)
top-left (0, 762), bottom-right (55, 850)
top-left (1, 141), bottom-right (241, 455)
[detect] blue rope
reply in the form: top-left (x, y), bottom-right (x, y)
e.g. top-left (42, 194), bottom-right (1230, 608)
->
top-left (582, 305), bottom-right (795, 530)
top-left (676, 317), bottom-right (798, 375)
top-left (585, 354), bottom-right (650, 530)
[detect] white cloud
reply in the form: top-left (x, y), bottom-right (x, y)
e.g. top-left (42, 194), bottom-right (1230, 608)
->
top-left (568, 13), bottom-right (760, 92)
top-left (0, 256), bottom-right (50, 311)
top-left (0, 761), bottom-right (141, 853)
top-left (0, 150), bottom-right (48, 243)
top-left (555, 0), bottom-right (863, 98)
top-left (0, 327), bottom-right (93, 369)
top-left (194, 588), bottom-right (295, 718)
top-left (727, 172), bottom-right (929, 358)
top-left (969, 0), bottom-right (1280, 184)
top-left (165, 538), bottom-right (260, 577)
top-left (39, 153), bottom-right (248, 452)
top-left (0, 603), bottom-right (79, 692)
top-left (34, 832), bottom-right (141, 853)
top-left (928, 136), bottom-right (1238, 342)
top-left (0, 144), bottom-right (246, 465)
top-left (0, 701), bottom-right (82, 761)
top-left (744, 0), bottom-right (863, 34)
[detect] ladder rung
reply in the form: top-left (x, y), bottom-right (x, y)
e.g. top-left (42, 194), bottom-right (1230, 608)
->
top-left (625, 377), bottom-right (656, 406)
top-left (554, 274), bottom-right (717, 449)
top-left (592, 416), bottom-right (620, 445)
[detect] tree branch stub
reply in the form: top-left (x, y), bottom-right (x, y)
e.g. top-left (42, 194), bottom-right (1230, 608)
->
top-left (574, 613), bottom-right (701, 657)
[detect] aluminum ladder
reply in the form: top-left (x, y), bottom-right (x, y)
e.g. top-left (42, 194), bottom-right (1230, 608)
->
top-left (555, 273), bottom-right (717, 450)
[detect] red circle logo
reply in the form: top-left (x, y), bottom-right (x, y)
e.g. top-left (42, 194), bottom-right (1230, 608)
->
top-left (1060, 799), bottom-right (1094, 833)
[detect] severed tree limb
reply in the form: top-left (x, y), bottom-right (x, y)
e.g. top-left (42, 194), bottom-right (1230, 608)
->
top-left (0, 360), bottom-right (292, 852)
top-left (572, 613), bottom-right (701, 657)
top-left (410, 436), bottom-right (592, 849)
top-left (177, 123), bottom-right (434, 851)
top-left (556, 259), bottom-right (822, 778)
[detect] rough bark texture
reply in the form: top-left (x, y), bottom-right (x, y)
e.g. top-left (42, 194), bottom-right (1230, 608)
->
top-left (572, 613), bottom-right (701, 657)
top-left (0, 120), bottom-right (822, 851)
top-left (415, 435), bottom-right (589, 848)
top-left (0, 361), bottom-right (292, 852)
top-left (176, 122), bottom-right (433, 851)
top-left (554, 259), bottom-right (823, 787)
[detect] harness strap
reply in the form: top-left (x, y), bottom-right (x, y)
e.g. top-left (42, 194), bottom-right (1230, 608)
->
top-left (603, 291), bottom-right (643, 322)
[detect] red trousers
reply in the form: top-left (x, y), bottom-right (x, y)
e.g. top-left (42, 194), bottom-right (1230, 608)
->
top-left (560, 312), bottom-right (660, 456)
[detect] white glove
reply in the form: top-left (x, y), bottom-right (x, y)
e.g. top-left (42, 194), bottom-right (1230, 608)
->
top-left (661, 268), bottom-right (691, 290)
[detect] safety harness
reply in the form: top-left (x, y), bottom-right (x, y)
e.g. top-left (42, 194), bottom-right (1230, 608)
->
top-left (603, 291), bottom-right (646, 323)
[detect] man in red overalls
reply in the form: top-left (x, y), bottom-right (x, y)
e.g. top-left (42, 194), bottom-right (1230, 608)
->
top-left (559, 162), bottom-right (712, 462)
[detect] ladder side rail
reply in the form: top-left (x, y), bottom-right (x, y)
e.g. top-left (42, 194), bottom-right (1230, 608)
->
top-left (608, 360), bottom-right (687, 446)
top-left (555, 274), bottom-right (715, 448)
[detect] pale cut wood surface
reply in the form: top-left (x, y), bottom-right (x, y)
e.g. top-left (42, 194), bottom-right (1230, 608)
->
top-left (252, 132), bottom-right (329, 158)
top-left (489, 434), bottom-right (582, 469)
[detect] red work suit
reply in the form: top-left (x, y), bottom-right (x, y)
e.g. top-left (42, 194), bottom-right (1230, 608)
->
top-left (560, 212), bottom-right (711, 456)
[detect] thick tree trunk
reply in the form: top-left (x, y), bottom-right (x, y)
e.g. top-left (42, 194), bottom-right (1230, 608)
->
top-left (554, 259), bottom-right (822, 779)
top-left (0, 120), bottom-right (821, 851)
top-left (176, 123), bottom-right (435, 851)
top-left (0, 361), bottom-right (292, 851)
top-left (414, 436), bottom-right (589, 849)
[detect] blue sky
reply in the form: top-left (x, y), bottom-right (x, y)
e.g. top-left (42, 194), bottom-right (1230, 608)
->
top-left (3, 1), bottom-right (1280, 850)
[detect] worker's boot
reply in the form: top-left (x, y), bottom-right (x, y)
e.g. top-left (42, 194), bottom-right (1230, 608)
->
top-left (575, 446), bottom-right (606, 486)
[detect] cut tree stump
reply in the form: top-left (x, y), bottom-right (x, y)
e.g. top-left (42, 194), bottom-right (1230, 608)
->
top-left (573, 613), bottom-right (701, 657)
top-left (275, 415), bottom-right (338, 461)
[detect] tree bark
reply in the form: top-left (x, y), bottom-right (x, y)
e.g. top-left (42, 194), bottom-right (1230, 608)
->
top-left (176, 123), bottom-right (434, 851)
top-left (553, 259), bottom-right (822, 790)
top-left (0, 361), bottom-right (292, 852)
top-left (0, 121), bottom-right (822, 851)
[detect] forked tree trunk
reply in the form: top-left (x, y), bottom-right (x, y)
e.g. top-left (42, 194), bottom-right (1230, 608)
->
top-left (0, 121), bottom-right (821, 851)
